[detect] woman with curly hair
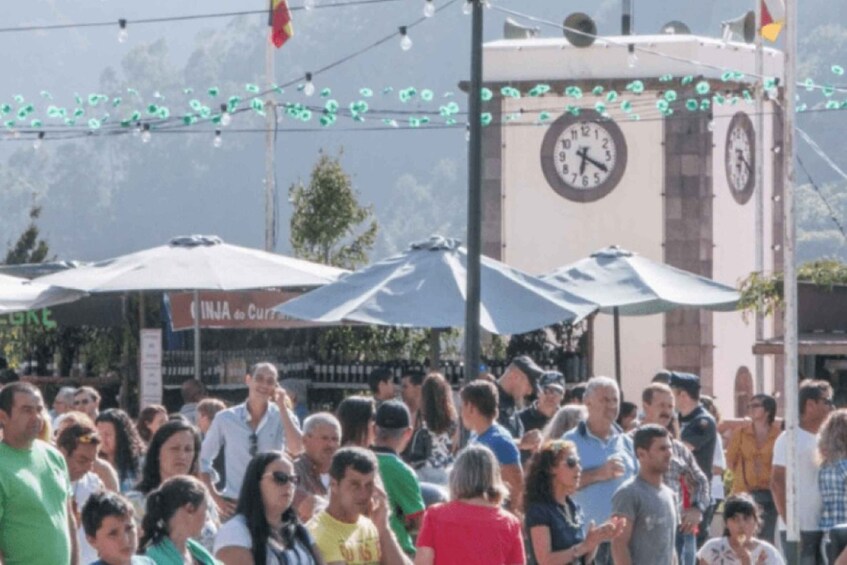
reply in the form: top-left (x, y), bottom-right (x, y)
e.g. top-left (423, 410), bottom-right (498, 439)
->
top-left (214, 451), bottom-right (324, 565)
top-left (524, 440), bottom-right (624, 565)
top-left (140, 476), bottom-right (219, 565)
top-left (137, 404), bottom-right (168, 444)
top-left (416, 373), bottom-right (459, 485)
top-left (96, 409), bottom-right (145, 493)
top-left (818, 409), bottom-right (847, 533)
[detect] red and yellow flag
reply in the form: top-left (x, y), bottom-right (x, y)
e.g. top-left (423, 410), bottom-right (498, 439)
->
top-left (270, 0), bottom-right (294, 48)
top-left (761, 0), bottom-right (785, 42)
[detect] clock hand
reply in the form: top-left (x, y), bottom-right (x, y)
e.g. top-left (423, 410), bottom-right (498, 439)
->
top-left (736, 149), bottom-right (753, 174)
top-left (577, 147), bottom-right (587, 175)
top-left (583, 151), bottom-right (609, 173)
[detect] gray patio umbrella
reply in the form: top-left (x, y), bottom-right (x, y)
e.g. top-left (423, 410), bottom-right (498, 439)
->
top-left (36, 235), bottom-right (346, 379)
top-left (276, 236), bottom-right (598, 346)
top-left (541, 246), bottom-right (740, 384)
top-left (0, 273), bottom-right (86, 314)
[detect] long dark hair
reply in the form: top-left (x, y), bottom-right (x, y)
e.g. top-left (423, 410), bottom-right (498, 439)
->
top-left (722, 493), bottom-right (761, 537)
top-left (96, 409), bottom-right (144, 485)
top-left (524, 439), bottom-right (576, 506)
top-left (235, 452), bottom-right (317, 565)
top-left (139, 475), bottom-right (208, 549)
top-left (421, 373), bottom-right (457, 435)
top-left (135, 420), bottom-right (201, 494)
top-left (136, 404), bottom-right (167, 443)
top-left (336, 395), bottom-right (374, 447)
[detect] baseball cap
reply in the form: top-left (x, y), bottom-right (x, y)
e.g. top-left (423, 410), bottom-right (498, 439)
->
top-left (511, 355), bottom-right (544, 394)
top-left (669, 372), bottom-right (701, 396)
top-left (374, 400), bottom-right (411, 429)
top-left (539, 371), bottom-right (565, 394)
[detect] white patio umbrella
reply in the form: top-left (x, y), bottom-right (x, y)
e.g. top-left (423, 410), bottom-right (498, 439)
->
top-left (0, 273), bottom-right (87, 314)
top-left (36, 235), bottom-right (347, 378)
top-left (276, 236), bottom-right (598, 339)
top-left (541, 245), bottom-right (740, 384)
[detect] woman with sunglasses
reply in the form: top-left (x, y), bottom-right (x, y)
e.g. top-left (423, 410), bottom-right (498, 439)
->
top-left (96, 409), bottom-right (146, 493)
top-left (215, 452), bottom-right (325, 565)
top-left (140, 476), bottom-right (220, 565)
top-left (524, 440), bottom-right (625, 565)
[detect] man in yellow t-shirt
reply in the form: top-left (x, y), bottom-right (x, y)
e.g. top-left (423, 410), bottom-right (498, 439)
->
top-left (307, 447), bottom-right (412, 565)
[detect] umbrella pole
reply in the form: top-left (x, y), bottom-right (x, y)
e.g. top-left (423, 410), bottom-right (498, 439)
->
top-left (613, 307), bottom-right (622, 387)
top-left (193, 289), bottom-right (201, 381)
top-left (429, 329), bottom-right (441, 372)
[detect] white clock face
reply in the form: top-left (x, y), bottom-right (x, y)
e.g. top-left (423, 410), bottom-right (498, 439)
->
top-left (553, 121), bottom-right (618, 190)
top-left (727, 125), bottom-right (753, 193)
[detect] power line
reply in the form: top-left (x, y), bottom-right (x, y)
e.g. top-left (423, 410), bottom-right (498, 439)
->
top-left (796, 154), bottom-right (847, 243)
top-left (0, 0), bottom-right (404, 34)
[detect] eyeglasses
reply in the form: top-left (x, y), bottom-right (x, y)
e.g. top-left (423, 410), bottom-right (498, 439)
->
top-left (249, 433), bottom-right (258, 457)
top-left (266, 471), bottom-right (300, 486)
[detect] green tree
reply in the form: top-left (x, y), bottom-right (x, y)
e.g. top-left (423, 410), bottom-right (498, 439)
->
top-left (289, 150), bottom-right (378, 269)
top-left (4, 205), bottom-right (50, 265)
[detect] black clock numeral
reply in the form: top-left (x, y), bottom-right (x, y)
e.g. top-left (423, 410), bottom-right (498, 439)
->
top-left (582, 175), bottom-right (589, 187)
top-left (571, 173), bottom-right (578, 184)
top-left (594, 173), bottom-right (601, 184)
top-left (605, 150), bottom-right (612, 162)
top-left (562, 139), bottom-right (572, 150)
top-left (558, 151), bottom-right (567, 162)
top-left (581, 124), bottom-right (591, 137)
top-left (562, 164), bottom-right (569, 175)
top-left (570, 130), bottom-right (579, 141)
top-left (602, 138), bottom-right (609, 149)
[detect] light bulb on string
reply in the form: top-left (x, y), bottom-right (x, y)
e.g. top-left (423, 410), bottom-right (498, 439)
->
top-left (140, 124), bottom-right (151, 143)
top-left (213, 129), bottom-right (223, 148)
top-left (219, 103), bottom-right (231, 126)
top-left (465, 124), bottom-right (471, 142)
top-left (303, 73), bottom-right (315, 97)
top-left (399, 27), bottom-right (413, 51)
top-left (132, 121), bottom-right (142, 137)
top-left (304, 0), bottom-right (316, 10)
top-left (462, 0), bottom-right (472, 15)
top-left (627, 45), bottom-right (638, 68)
top-left (117, 19), bottom-right (129, 43)
top-left (33, 131), bottom-right (44, 150)
top-left (423, 0), bottom-right (435, 18)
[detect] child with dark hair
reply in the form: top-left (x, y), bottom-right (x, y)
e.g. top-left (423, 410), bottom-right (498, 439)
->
top-left (140, 476), bottom-right (218, 564)
top-left (81, 491), bottom-right (155, 565)
top-left (696, 493), bottom-right (784, 564)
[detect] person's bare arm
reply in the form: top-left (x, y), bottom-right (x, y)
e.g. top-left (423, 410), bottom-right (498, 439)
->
top-left (92, 458), bottom-right (119, 492)
top-left (199, 472), bottom-right (236, 520)
top-left (216, 546), bottom-right (255, 565)
top-left (835, 544), bottom-right (847, 565)
top-left (578, 459), bottom-right (624, 489)
top-left (610, 515), bottom-right (633, 565)
top-left (275, 388), bottom-right (304, 456)
top-left (500, 463), bottom-right (524, 512)
top-left (771, 464), bottom-right (787, 522)
top-left (414, 547), bottom-right (435, 565)
top-left (372, 487), bottom-right (413, 565)
top-left (68, 500), bottom-right (79, 565)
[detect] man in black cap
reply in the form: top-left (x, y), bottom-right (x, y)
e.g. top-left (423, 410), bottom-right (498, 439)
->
top-left (669, 371), bottom-right (716, 547)
top-left (497, 355), bottom-right (544, 448)
top-left (371, 400), bottom-right (426, 557)
top-left (518, 371), bottom-right (565, 433)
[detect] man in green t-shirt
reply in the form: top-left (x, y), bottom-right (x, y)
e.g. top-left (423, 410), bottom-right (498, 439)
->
top-left (372, 400), bottom-right (426, 556)
top-left (0, 382), bottom-right (78, 565)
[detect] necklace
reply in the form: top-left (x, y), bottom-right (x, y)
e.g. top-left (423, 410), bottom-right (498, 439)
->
top-left (557, 498), bottom-right (582, 530)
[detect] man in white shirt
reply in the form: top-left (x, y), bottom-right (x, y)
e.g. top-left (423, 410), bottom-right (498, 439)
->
top-left (771, 379), bottom-right (833, 565)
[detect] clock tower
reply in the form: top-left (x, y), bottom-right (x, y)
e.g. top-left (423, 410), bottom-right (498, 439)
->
top-left (480, 30), bottom-right (785, 414)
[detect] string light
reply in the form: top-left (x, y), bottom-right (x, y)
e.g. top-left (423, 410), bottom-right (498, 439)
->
top-left (213, 129), bottom-right (222, 148)
top-left (219, 103), bottom-right (232, 126)
top-left (462, 0), bottom-right (472, 15)
top-left (117, 19), bottom-right (128, 43)
top-left (303, 73), bottom-right (315, 97)
top-left (399, 26), bottom-right (412, 51)
top-left (32, 131), bottom-right (44, 150)
top-left (423, 0), bottom-right (435, 18)
top-left (140, 123), bottom-right (152, 143)
top-left (627, 44), bottom-right (638, 68)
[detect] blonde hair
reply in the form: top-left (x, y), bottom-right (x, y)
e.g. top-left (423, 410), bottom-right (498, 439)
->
top-left (449, 444), bottom-right (508, 505)
top-left (818, 409), bottom-right (847, 465)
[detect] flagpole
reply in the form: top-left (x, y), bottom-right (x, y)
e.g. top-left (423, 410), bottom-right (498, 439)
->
top-left (782, 0), bottom-right (800, 545)
top-left (265, 1), bottom-right (277, 252)
top-left (754, 0), bottom-right (765, 395)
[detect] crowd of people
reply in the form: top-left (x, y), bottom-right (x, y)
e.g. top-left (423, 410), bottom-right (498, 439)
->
top-left (1, 356), bottom-right (846, 565)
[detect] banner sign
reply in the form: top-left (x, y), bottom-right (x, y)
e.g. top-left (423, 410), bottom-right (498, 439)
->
top-left (139, 329), bottom-right (163, 407)
top-left (167, 290), bottom-right (326, 331)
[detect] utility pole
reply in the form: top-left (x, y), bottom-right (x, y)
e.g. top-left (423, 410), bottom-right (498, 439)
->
top-left (754, 0), bottom-right (766, 393)
top-left (264, 35), bottom-right (277, 252)
top-left (464, 0), bottom-right (483, 383)
top-left (782, 0), bottom-right (800, 547)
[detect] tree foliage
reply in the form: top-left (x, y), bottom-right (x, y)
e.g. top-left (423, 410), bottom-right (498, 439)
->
top-left (738, 259), bottom-right (847, 318)
top-left (289, 150), bottom-right (378, 269)
top-left (4, 205), bottom-right (50, 265)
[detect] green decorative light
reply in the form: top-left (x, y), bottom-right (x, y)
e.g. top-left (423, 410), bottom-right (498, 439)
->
top-left (695, 81), bottom-right (710, 95)
top-left (764, 77), bottom-right (778, 89)
top-left (320, 114), bottom-right (336, 127)
top-left (721, 71), bottom-right (734, 82)
top-left (565, 86), bottom-right (583, 98)
top-left (657, 99), bottom-right (670, 112)
top-left (31, 119), bottom-right (42, 127)
top-left (47, 106), bottom-right (61, 118)
top-left (826, 100), bottom-right (840, 110)
top-left (157, 107), bottom-right (170, 119)
top-left (88, 118), bottom-right (101, 129)
top-left (14, 95), bottom-right (24, 104)
top-left (731, 72), bottom-right (745, 80)
top-left (823, 86), bottom-right (836, 97)
top-left (538, 111), bottom-right (551, 122)
top-left (120, 119), bottom-right (131, 127)
top-left (245, 83), bottom-right (260, 93)
top-left (679, 76), bottom-right (693, 85)
top-left (112, 97), bottom-right (122, 107)
top-left (227, 96), bottom-right (241, 112)
top-left (3, 120), bottom-right (14, 129)
top-left (659, 74), bottom-right (674, 83)
top-left (40, 91), bottom-right (52, 100)
top-left (594, 102), bottom-right (606, 114)
top-left (664, 90), bottom-right (678, 102)
top-left (742, 90), bottom-right (753, 102)
top-left (360, 88), bottom-right (374, 97)
top-left (74, 108), bottom-right (85, 118)
top-left (325, 100), bottom-right (339, 113)
top-left (382, 87), bottom-right (394, 94)
top-left (64, 118), bottom-right (76, 126)
top-left (250, 99), bottom-right (266, 115)
top-left (183, 88), bottom-right (194, 95)
top-left (148, 104), bottom-right (160, 114)
top-left (592, 86), bottom-right (604, 96)
top-left (74, 94), bottom-right (83, 105)
top-left (528, 84), bottom-right (551, 97)
top-left (797, 103), bottom-right (807, 112)
top-left (199, 106), bottom-right (212, 118)
top-left (629, 114), bottom-right (641, 121)
top-left (713, 94), bottom-right (726, 105)
top-left (500, 86), bottom-right (520, 99)
top-left (833, 65), bottom-right (845, 76)
top-left (208, 87), bottom-right (219, 97)
top-left (16, 108), bottom-right (28, 120)
top-left (606, 91), bottom-right (619, 103)
top-left (183, 115), bottom-right (196, 125)
top-left (0, 104), bottom-right (9, 115)
top-left (804, 78), bottom-right (815, 91)
top-left (130, 111), bottom-right (141, 121)
top-left (409, 118), bottom-right (421, 128)
top-left (481, 112), bottom-right (492, 126)
top-left (621, 100), bottom-right (633, 113)
top-left (567, 105), bottom-right (580, 116)
top-left (272, 84), bottom-right (284, 94)
top-left (445, 118), bottom-right (457, 126)
top-left (625, 80), bottom-right (644, 94)
top-left (188, 99), bottom-right (202, 111)
top-left (421, 89), bottom-right (434, 101)
top-left (127, 89), bottom-right (140, 98)
top-left (320, 88), bottom-right (332, 98)
top-left (685, 99), bottom-right (698, 111)
top-left (481, 87), bottom-right (493, 101)
top-left (420, 116), bottom-right (430, 125)
top-left (700, 99), bottom-right (711, 111)
top-left (446, 102), bottom-right (460, 115)
top-left (299, 109), bottom-right (312, 122)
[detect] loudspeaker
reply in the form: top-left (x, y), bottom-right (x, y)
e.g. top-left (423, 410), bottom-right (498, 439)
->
top-left (660, 20), bottom-right (691, 35)
top-left (721, 11), bottom-right (755, 44)
top-left (503, 17), bottom-right (540, 40)
top-left (563, 12), bottom-right (597, 48)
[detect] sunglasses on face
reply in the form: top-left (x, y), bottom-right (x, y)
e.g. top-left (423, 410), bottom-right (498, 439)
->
top-left (267, 471), bottom-right (300, 486)
top-left (564, 455), bottom-right (580, 469)
top-left (249, 433), bottom-right (258, 457)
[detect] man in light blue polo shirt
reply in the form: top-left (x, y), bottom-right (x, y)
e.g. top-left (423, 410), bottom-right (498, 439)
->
top-left (563, 376), bottom-right (637, 565)
top-left (199, 362), bottom-right (303, 519)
